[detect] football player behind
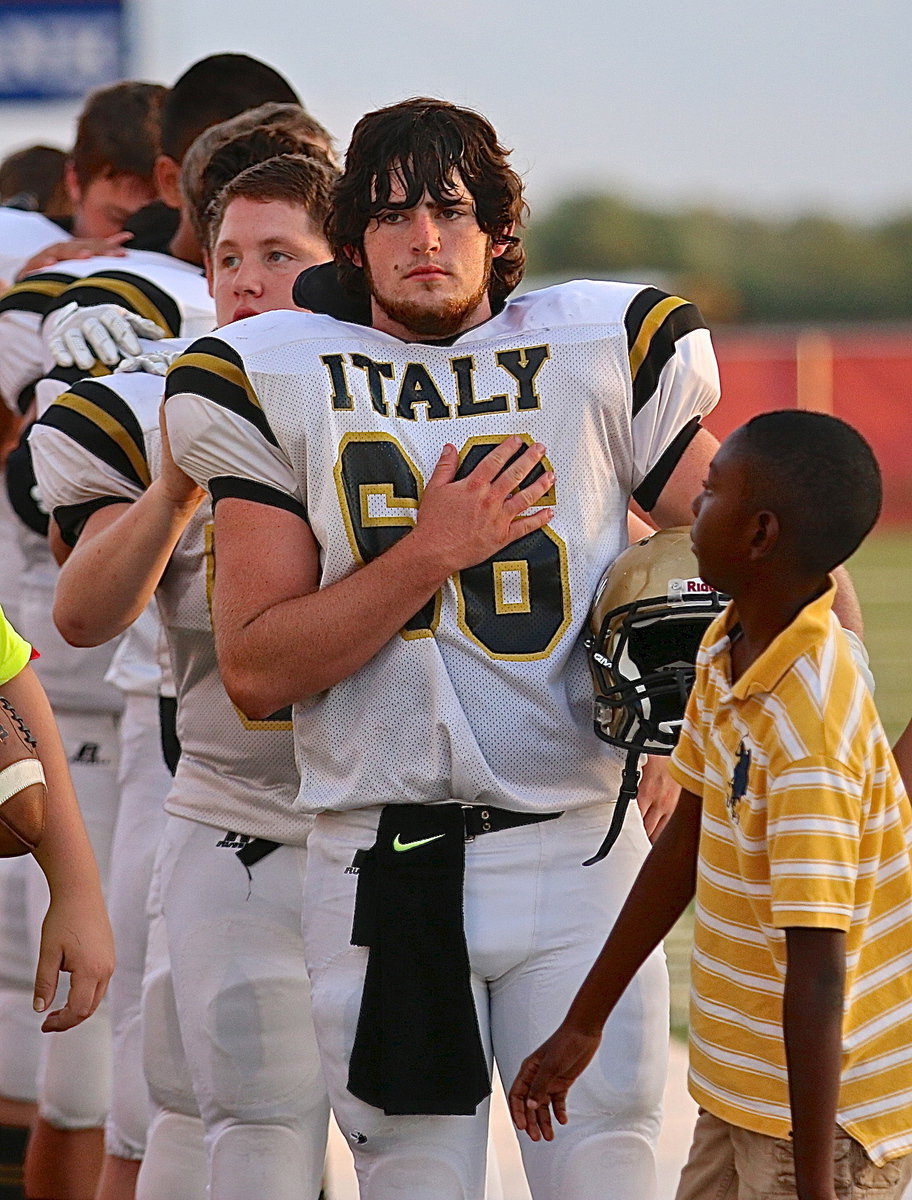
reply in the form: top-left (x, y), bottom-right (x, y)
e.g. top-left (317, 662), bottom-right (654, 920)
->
top-left (0, 604), bottom-right (114, 1194)
top-left (24, 109), bottom-right (332, 1200)
top-left (0, 80), bottom-right (169, 410)
top-left (0, 71), bottom-right (314, 1200)
top-left (0, 55), bottom-right (310, 416)
top-left (44, 100), bottom-right (335, 382)
top-left (33, 152), bottom-right (336, 1200)
top-left (0, 78), bottom-right (169, 1200)
top-left (160, 96), bottom-right (723, 1200)
top-left (0, 81), bottom-right (169, 289)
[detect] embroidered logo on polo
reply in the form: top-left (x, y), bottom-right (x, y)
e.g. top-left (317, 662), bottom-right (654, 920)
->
top-left (727, 741), bottom-right (751, 824)
top-left (392, 833), bottom-right (446, 852)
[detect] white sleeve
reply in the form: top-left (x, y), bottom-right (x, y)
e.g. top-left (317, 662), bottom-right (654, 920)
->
top-left (0, 308), bottom-right (42, 411)
top-left (0, 270), bottom-right (78, 410)
top-left (0, 210), bottom-right (70, 285)
top-left (164, 335), bottom-right (305, 518)
top-left (625, 289), bottom-right (720, 510)
top-left (31, 377), bottom-right (150, 545)
top-left (0, 266), bottom-right (84, 408)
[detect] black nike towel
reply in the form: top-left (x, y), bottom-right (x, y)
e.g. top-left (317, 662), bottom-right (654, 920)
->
top-left (348, 804), bottom-right (491, 1116)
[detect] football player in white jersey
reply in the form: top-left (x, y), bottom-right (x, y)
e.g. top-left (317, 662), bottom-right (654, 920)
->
top-left (31, 108), bottom-right (331, 1200)
top-left (0, 81), bottom-right (172, 1200)
top-left (32, 153), bottom-right (337, 1200)
top-left (0, 95), bottom-right (203, 1200)
top-left (159, 97), bottom-right (725, 1200)
top-left (0, 75), bottom-right (313, 1200)
top-left (0, 80), bottom-right (172, 292)
top-left (163, 97), bottom-right (866, 1200)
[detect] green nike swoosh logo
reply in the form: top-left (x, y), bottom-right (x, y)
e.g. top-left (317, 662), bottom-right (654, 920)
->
top-left (392, 833), bottom-right (446, 852)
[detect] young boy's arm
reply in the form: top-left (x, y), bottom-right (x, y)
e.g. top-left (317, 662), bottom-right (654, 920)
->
top-left (508, 787), bottom-right (702, 1141)
top-left (783, 926), bottom-right (845, 1200)
top-left (2, 664), bottom-right (115, 1031)
top-left (891, 716), bottom-right (912, 798)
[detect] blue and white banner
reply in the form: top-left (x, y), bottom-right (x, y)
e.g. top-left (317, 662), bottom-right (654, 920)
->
top-left (0, 0), bottom-right (125, 101)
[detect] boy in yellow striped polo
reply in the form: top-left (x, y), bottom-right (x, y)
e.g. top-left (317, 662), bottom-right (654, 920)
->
top-left (509, 410), bottom-right (912, 1200)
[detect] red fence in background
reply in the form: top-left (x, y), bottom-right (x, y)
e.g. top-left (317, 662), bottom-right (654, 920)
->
top-left (707, 326), bottom-right (912, 523)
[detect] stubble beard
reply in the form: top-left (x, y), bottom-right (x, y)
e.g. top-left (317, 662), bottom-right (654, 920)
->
top-left (364, 247), bottom-right (493, 339)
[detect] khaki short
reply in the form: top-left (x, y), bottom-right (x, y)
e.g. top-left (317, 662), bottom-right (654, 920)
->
top-left (675, 1108), bottom-right (912, 1200)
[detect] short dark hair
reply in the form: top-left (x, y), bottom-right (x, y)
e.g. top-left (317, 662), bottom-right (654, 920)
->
top-left (161, 54), bottom-right (300, 163)
top-left (182, 103), bottom-right (336, 245)
top-left (207, 154), bottom-right (335, 249)
top-left (0, 144), bottom-right (69, 217)
top-left (732, 410), bottom-right (882, 574)
top-left (72, 81), bottom-right (167, 189)
top-left (327, 97), bottom-right (526, 309)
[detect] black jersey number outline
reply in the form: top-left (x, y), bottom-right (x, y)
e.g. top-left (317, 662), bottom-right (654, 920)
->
top-left (334, 432), bottom-right (571, 661)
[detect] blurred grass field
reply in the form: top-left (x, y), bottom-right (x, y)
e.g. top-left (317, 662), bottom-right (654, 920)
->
top-left (666, 530), bottom-right (912, 1038)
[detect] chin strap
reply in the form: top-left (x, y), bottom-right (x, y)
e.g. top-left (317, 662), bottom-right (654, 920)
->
top-left (583, 749), bottom-right (642, 867)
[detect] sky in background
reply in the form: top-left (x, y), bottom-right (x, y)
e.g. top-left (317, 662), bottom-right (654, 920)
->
top-left (0, 0), bottom-right (908, 223)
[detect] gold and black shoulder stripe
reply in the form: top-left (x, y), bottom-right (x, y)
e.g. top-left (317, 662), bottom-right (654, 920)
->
top-left (38, 378), bottom-right (151, 492)
top-left (625, 287), bottom-right (706, 416)
top-left (44, 271), bottom-right (183, 337)
top-left (13, 360), bottom-right (110, 421)
top-left (0, 271), bottom-right (76, 316)
top-left (165, 336), bottom-right (278, 447)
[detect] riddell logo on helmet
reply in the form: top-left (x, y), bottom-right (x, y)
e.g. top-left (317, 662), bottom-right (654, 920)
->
top-left (668, 577), bottom-right (714, 598)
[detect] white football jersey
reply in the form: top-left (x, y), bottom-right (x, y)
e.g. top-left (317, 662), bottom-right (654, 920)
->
top-left (166, 280), bottom-right (720, 816)
top-left (0, 207), bottom-right (68, 290)
top-left (104, 603), bottom-right (165, 699)
top-left (0, 249), bottom-right (214, 411)
top-left (14, 522), bottom-right (123, 713)
top-left (31, 360), bottom-right (307, 843)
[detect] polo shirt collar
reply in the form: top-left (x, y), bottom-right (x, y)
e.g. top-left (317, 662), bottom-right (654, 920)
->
top-left (708, 578), bottom-right (837, 701)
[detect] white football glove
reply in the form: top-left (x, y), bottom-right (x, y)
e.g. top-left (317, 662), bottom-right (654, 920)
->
top-left (44, 301), bottom-right (166, 371)
top-left (113, 348), bottom-right (180, 377)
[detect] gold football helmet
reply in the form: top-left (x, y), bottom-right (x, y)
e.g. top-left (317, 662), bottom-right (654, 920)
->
top-left (587, 527), bottom-right (727, 755)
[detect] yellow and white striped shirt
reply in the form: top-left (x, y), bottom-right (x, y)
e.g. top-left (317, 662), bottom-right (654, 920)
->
top-left (669, 581), bottom-right (912, 1165)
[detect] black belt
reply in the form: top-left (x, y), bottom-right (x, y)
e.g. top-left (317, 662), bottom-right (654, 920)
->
top-left (460, 804), bottom-right (562, 840)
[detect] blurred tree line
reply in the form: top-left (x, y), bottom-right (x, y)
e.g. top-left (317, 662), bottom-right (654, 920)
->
top-left (523, 193), bottom-right (912, 325)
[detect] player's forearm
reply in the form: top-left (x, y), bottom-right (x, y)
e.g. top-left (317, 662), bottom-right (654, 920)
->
top-left (218, 526), bottom-right (452, 719)
top-left (54, 481), bottom-right (199, 645)
top-left (783, 927), bottom-right (846, 1200)
top-left (2, 666), bottom-right (103, 899)
top-left (562, 789), bottom-right (701, 1036)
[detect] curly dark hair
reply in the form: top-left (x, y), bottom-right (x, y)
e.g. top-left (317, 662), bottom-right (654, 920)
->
top-left (327, 98), bottom-right (526, 310)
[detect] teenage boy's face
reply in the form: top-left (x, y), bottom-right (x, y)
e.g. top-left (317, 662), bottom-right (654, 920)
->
top-left (690, 437), bottom-right (754, 593)
top-left (73, 172), bottom-right (157, 238)
top-left (354, 171), bottom-right (507, 341)
top-left (209, 197), bottom-right (330, 326)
